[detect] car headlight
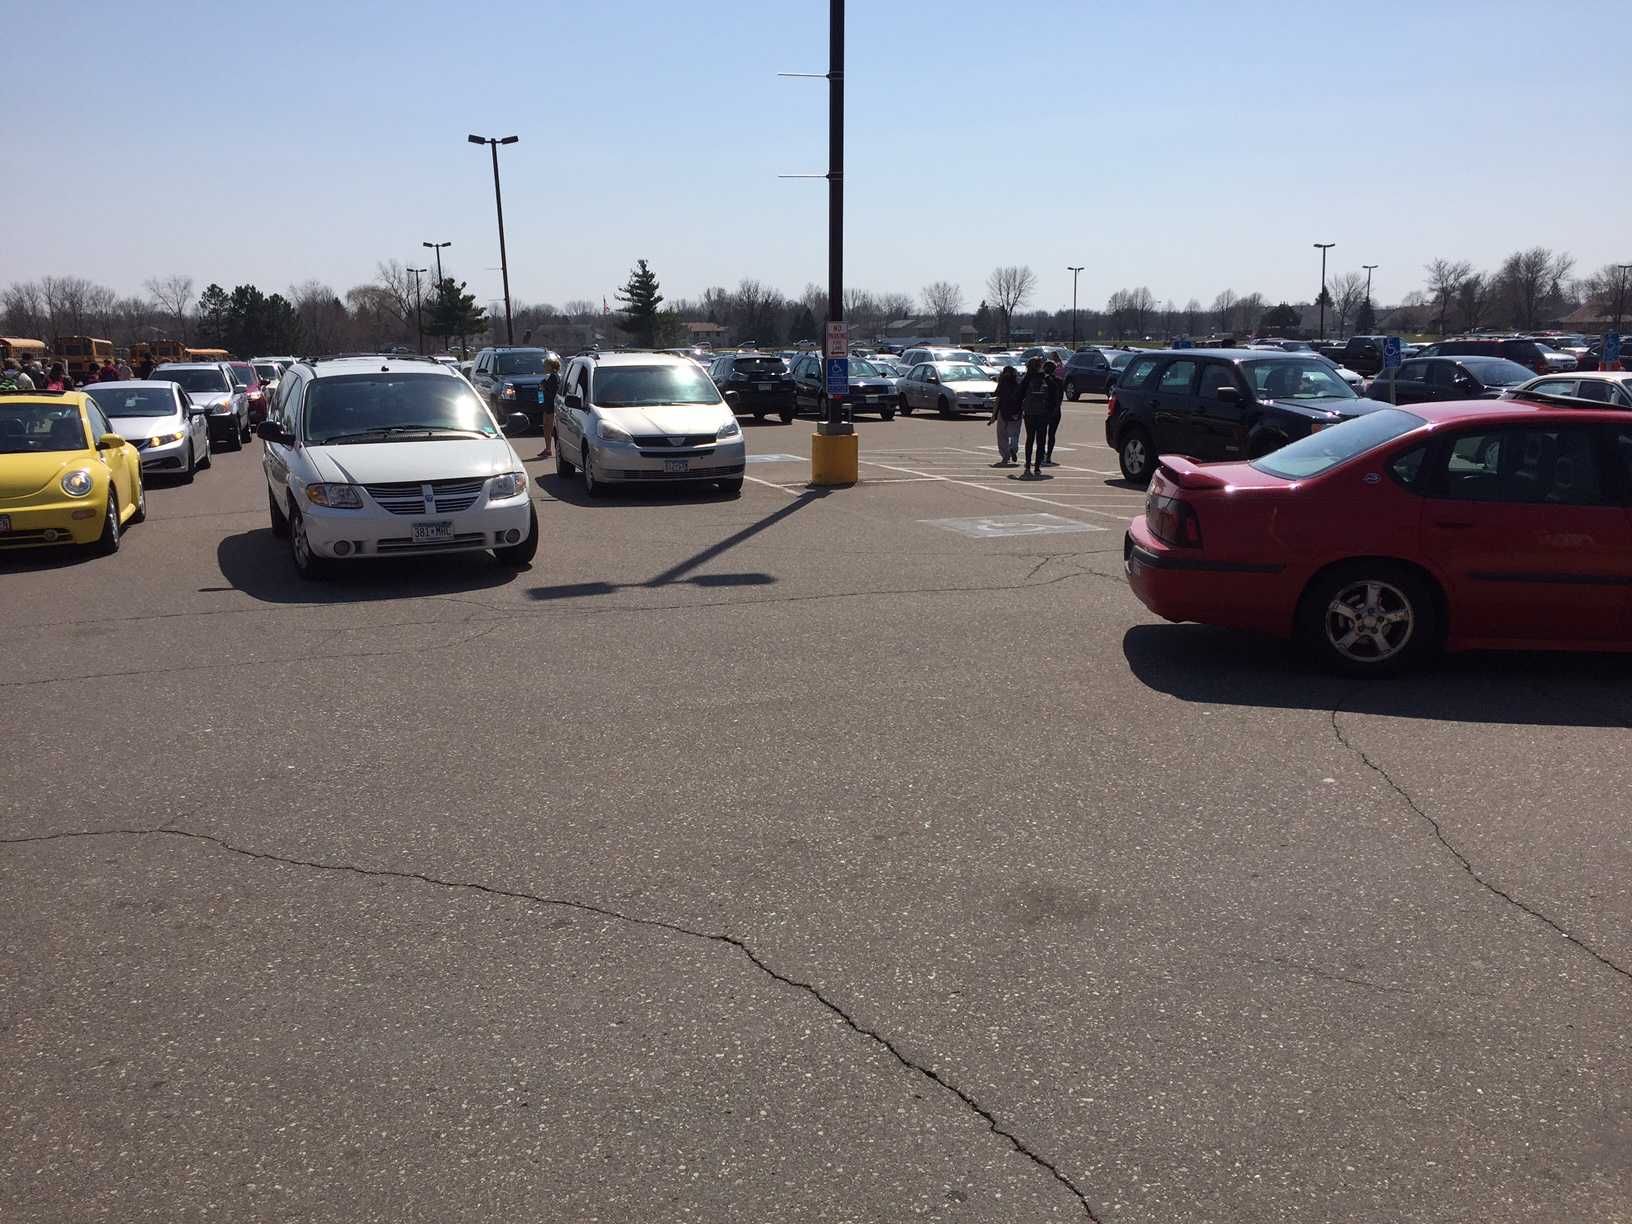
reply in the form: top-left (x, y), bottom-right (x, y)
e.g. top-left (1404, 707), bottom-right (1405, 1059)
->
top-left (151, 431), bottom-right (185, 446)
top-left (303, 482), bottom-right (364, 508)
top-left (501, 385), bottom-right (517, 399)
top-left (716, 418), bottom-right (742, 439)
top-left (488, 470), bottom-right (527, 499)
top-left (60, 468), bottom-right (94, 497)
top-left (597, 419), bottom-right (633, 443)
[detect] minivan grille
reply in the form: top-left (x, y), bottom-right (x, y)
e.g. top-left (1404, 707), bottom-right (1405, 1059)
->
top-left (363, 477), bottom-right (488, 515)
top-left (632, 434), bottom-right (715, 449)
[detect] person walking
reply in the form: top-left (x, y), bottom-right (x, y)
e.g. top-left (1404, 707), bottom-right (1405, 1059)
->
top-left (97, 358), bottom-right (121, 383)
top-left (44, 362), bottom-right (69, 391)
top-left (1041, 359), bottom-right (1065, 466)
top-left (538, 356), bottom-right (561, 458)
top-left (988, 364), bottom-right (1022, 466)
top-left (137, 354), bottom-right (156, 380)
top-left (1015, 357), bottom-right (1053, 477)
top-left (1, 358), bottom-right (33, 390)
top-left (116, 357), bottom-right (133, 379)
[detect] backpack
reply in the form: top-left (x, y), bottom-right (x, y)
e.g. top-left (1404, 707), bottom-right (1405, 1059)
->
top-left (1022, 375), bottom-right (1051, 418)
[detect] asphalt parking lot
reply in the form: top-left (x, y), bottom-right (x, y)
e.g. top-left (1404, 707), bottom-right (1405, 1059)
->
top-left (4, 393), bottom-right (1630, 1223)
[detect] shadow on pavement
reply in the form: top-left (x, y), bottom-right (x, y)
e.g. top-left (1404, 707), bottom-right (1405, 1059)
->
top-left (0, 546), bottom-right (94, 573)
top-left (1122, 623), bottom-right (1632, 728)
top-left (535, 473), bottom-right (744, 511)
top-left (217, 527), bottom-right (522, 605)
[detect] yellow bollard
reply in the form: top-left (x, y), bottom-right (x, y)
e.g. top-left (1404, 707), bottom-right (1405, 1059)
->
top-left (810, 432), bottom-right (859, 486)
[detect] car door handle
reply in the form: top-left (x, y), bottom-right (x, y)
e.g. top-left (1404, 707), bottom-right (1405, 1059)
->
top-left (1433, 520), bottom-right (1475, 529)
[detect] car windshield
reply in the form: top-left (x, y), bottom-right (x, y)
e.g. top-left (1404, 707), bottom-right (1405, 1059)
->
top-left (1462, 357), bottom-right (1536, 386)
top-left (87, 386), bottom-right (176, 418)
top-left (253, 364), bottom-right (280, 381)
top-left (939, 364), bottom-right (987, 382)
top-left (849, 359), bottom-right (881, 377)
top-left (303, 374), bottom-right (499, 443)
top-left (1251, 408), bottom-right (1425, 480)
top-left (230, 365), bottom-right (257, 383)
top-left (0, 404), bottom-right (88, 453)
top-left (1110, 352), bottom-right (1136, 368)
top-left (592, 365), bottom-right (721, 407)
top-left (1243, 359), bottom-right (1357, 400)
top-left (495, 351), bottom-right (552, 376)
top-left (160, 368), bottom-right (231, 393)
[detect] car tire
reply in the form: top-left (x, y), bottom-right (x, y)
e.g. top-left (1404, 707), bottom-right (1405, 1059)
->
top-left (937, 396), bottom-right (952, 417)
top-left (221, 422), bottom-right (242, 452)
top-left (555, 434), bottom-right (575, 476)
top-left (1297, 561), bottom-right (1438, 676)
top-left (288, 504), bottom-right (332, 580)
top-left (881, 407), bottom-right (896, 421)
top-left (899, 395), bottom-right (912, 416)
top-left (93, 488), bottom-right (120, 556)
top-left (268, 486), bottom-right (290, 538)
top-left (582, 444), bottom-right (607, 498)
top-left (1065, 379), bottom-right (1080, 402)
top-left (239, 416), bottom-right (252, 443)
top-left (494, 502), bottom-right (539, 567)
top-left (197, 435), bottom-right (212, 469)
top-left (1118, 427), bottom-right (1155, 485)
top-left (779, 409), bottom-right (795, 425)
top-left (753, 411), bottom-right (765, 423)
top-left (718, 477), bottom-right (744, 497)
top-left (130, 475), bottom-right (146, 524)
top-left (182, 442), bottom-right (196, 483)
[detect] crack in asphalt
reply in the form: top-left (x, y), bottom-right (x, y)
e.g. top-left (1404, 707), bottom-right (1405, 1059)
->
top-left (1, 825), bottom-right (1101, 1220)
top-left (1331, 697), bottom-right (1632, 986)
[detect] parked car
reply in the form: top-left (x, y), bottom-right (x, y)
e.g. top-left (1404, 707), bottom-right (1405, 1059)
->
top-left (1413, 337), bottom-right (1552, 375)
top-left (1061, 348), bottom-right (1139, 399)
top-left (896, 360), bottom-right (997, 417)
top-left (710, 352), bottom-right (798, 423)
top-left (251, 360), bottom-right (283, 401)
top-left (899, 346), bottom-right (980, 368)
top-left (788, 354), bottom-right (899, 419)
top-left (467, 346), bottom-right (561, 432)
top-left (0, 388), bottom-right (144, 554)
top-left (227, 360), bottom-right (272, 424)
top-left (152, 362), bottom-right (251, 448)
top-left (1315, 335), bottom-right (1391, 376)
top-left (257, 355), bottom-right (537, 578)
top-left (1506, 371), bottom-right (1632, 408)
top-left (84, 380), bottom-right (212, 482)
top-left (552, 351), bottom-right (745, 496)
top-left (253, 355), bottom-right (300, 374)
top-left (1124, 400), bottom-right (1632, 672)
top-left (1533, 342), bottom-right (1580, 372)
top-left (1105, 349), bottom-right (1388, 485)
top-left (1020, 345), bottom-right (1074, 368)
top-left (1366, 356), bottom-right (1536, 404)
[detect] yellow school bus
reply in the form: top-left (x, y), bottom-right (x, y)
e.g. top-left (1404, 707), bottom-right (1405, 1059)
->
top-left (183, 346), bottom-right (231, 362)
top-left (0, 337), bottom-right (48, 366)
top-left (58, 336), bottom-right (114, 379)
top-left (131, 339), bottom-right (189, 367)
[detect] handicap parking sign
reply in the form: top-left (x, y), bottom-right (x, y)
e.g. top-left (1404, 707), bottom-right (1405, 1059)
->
top-left (826, 357), bottom-right (849, 396)
top-left (1382, 336), bottom-right (1403, 370)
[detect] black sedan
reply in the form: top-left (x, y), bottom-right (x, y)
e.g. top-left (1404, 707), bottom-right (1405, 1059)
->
top-left (1366, 356), bottom-right (1535, 405)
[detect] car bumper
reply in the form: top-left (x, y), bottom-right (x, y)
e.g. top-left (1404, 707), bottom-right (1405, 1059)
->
top-left (1124, 521), bottom-right (1295, 634)
top-left (728, 387), bottom-right (798, 413)
top-left (848, 394), bottom-right (898, 415)
top-left (0, 497), bottom-right (105, 548)
top-left (596, 439), bottom-right (747, 482)
top-left (299, 494), bottom-right (535, 559)
top-left (135, 436), bottom-right (190, 471)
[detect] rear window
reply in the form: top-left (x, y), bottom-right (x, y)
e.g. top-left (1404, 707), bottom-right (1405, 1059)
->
top-left (1461, 357), bottom-right (1535, 386)
top-left (495, 351), bottom-right (552, 375)
top-left (1119, 357), bottom-right (1161, 390)
top-left (1251, 408), bottom-right (1425, 480)
top-left (731, 357), bottom-right (787, 375)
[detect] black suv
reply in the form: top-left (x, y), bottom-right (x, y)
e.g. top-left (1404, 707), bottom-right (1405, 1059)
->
top-left (469, 347), bottom-right (560, 431)
top-left (1366, 356), bottom-right (1536, 404)
top-left (708, 353), bottom-right (797, 423)
top-left (1061, 348), bottom-right (1130, 400)
top-left (1105, 349), bottom-right (1387, 484)
top-left (1413, 337), bottom-right (1550, 375)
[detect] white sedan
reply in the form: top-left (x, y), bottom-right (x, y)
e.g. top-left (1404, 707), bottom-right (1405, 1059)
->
top-left (84, 380), bottom-right (212, 482)
top-left (897, 361), bottom-right (999, 417)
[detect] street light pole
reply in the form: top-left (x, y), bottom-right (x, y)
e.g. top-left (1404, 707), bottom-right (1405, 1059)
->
top-left (407, 267), bottom-right (428, 355)
top-left (1068, 266), bottom-right (1084, 347)
top-left (422, 240), bottom-right (450, 286)
top-left (1614, 263), bottom-right (1632, 335)
top-left (822, 0), bottom-right (847, 436)
top-left (468, 134), bottom-right (518, 346)
top-left (1313, 242), bottom-right (1335, 340)
top-left (1362, 263), bottom-right (1378, 325)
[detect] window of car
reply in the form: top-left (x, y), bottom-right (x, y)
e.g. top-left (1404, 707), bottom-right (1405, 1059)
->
top-left (1459, 357), bottom-right (1535, 387)
top-left (1528, 379), bottom-right (1577, 398)
top-left (1242, 359), bottom-right (1357, 400)
top-left (589, 364), bottom-right (721, 407)
top-left (1196, 363), bottom-right (1240, 399)
top-left (86, 386), bottom-right (177, 418)
top-left (1427, 361), bottom-right (1458, 387)
top-left (495, 350), bottom-right (552, 376)
top-left (160, 367), bottom-right (231, 394)
top-left (1158, 360), bottom-right (1197, 392)
top-left (1251, 408), bottom-right (1426, 479)
top-left (302, 373), bottom-right (499, 444)
top-left (1119, 356), bottom-right (1161, 390)
top-left (1389, 444), bottom-right (1428, 489)
top-left (0, 403), bottom-right (89, 453)
top-left (1434, 426), bottom-right (1606, 506)
top-left (1395, 360), bottom-right (1429, 383)
top-left (86, 401), bottom-right (114, 438)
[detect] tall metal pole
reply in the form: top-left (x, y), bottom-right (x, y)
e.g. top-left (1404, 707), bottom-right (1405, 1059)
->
top-left (408, 266), bottom-right (428, 355)
top-left (469, 135), bottom-right (518, 346)
top-left (423, 241), bottom-right (449, 286)
top-left (1068, 265), bottom-right (1084, 346)
top-left (822, 0), bottom-right (847, 435)
top-left (1615, 264), bottom-right (1632, 335)
top-left (1314, 242), bottom-right (1335, 340)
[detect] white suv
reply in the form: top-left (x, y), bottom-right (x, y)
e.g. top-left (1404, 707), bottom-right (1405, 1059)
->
top-left (258, 355), bottom-right (538, 579)
top-left (552, 351), bottom-right (745, 496)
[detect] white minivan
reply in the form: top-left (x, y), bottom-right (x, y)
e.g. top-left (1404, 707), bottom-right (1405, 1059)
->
top-left (258, 356), bottom-right (538, 579)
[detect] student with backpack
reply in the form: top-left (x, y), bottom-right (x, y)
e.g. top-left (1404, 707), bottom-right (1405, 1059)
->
top-left (1041, 359), bottom-right (1066, 465)
top-left (1015, 357), bottom-right (1053, 477)
top-left (988, 365), bottom-right (1022, 465)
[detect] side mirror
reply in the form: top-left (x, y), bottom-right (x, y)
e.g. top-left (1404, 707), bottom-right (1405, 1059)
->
top-left (96, 432), bottom-right (124, 450)
top-left (724, 390), bottom-right (741, 408)
top-left (502, 412), bottom-right (531, 436)
top-left (257, 420), bottom-right (293, 444)
top-left (563, 393), bottom-right (583, 410)
top-left (1214, 385), bottom-right (1241, 404)
top-left (188, 404), bottom-right (211, 416)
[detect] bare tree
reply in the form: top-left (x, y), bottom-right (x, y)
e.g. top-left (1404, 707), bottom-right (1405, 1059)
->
top-left (1126, 287), bottom-right (1155, 337)
top-left (984, 266), bottom-right (1036, 343)
top-left (1494, 247), bottom-right (1574, 331)
top-left (1579, 263), bottom-right (1632, 327)
top-left (844, 288), bottom-right (884, 340)
top-left (921, 281), bottom-right (963, 337)
top-left (1455, 272), bottom-right (1492, 333)
top-left (731, 278), bottom-right (786, 343)
top-left (703, 286), bottom-right (736, 324)
top-left (1329, 272), bottom-right (1367, 337)
top-left (562, 300), bottom-right (598, 320)
top-left (1211, 289), bottom-right (1238, 333)
top-left (291, 280), bottom-right (346, 354)
top-left (2, 281), bottom-right (46, 339)
top-left (1236, 292), bottom-right (1266, 336)
top-left (1424, 259), bottom-right (1473, 337)
top-left (144, 274), bottom-right (195, 342)
top-left (878, 292), bottom-right (915, 328)
top-left (1183, 298), bottom-right (1202, 335)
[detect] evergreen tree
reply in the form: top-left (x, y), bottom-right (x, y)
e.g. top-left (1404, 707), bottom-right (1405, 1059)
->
top-left (1354, 297), bottom-right (1377, 334)
top-left (195, 283), bottom-right (230, 346)
top-left (616, 259), bottom-right (664, 347)
top-left (788, 304), bottom-right (819, 343)
top-left (425, 278), bottom-right (488, 353)
top-left (1260, 302), bottom-right (1301, 333)
top-left (225, 284), bottom-right (269, 357)
top-left (973, 300), bottom-right (993, 339)
top-left (263, 294), bottom-right (303, 353)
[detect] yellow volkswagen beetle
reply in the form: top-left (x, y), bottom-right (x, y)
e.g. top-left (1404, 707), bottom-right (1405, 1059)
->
top-left (0, 389), bottom-right (144, 554)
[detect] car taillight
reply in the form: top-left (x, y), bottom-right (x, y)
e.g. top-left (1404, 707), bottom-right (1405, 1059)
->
top-left (1145, 489), bottom-right (1202, 548)
top-left (1107, 392), bottom-right (1120, 418)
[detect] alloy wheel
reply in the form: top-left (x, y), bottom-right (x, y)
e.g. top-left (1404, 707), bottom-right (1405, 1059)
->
top-left (1324, 580), bottom-right (1414, 663)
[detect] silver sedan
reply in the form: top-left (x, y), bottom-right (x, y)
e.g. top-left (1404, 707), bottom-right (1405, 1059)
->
top-left (897, 361), bottom-right (998, 417)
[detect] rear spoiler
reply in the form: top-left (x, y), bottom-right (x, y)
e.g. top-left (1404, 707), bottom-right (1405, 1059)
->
top-left (1156, 456), bottom-right (1230, 490)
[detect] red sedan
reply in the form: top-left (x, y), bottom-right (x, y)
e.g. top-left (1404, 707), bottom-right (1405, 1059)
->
top-left (227, 361), bottom-right (270, 424)
top-left (1124, 401), bottom-right (1632, 672)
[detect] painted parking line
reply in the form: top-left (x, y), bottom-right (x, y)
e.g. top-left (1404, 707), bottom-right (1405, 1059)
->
top-left (921, 513), bottom-right (1106, 538)
top-left (856, 458), bottom-right (1138, 519)
top-left (746, 453), bottom-right (804, 464)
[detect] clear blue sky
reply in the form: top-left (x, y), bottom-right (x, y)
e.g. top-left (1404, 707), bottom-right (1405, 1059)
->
top-left (4, 0), bottom-right (1626, 313)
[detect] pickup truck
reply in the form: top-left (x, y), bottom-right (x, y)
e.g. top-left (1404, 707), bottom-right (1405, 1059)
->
top-left (1315, 335), bottom-right (1389, 376)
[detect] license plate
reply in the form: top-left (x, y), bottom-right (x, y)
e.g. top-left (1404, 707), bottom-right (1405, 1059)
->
top-left (757, 383), bottom-right (772, 391)
top-left (0, 515), bottom-right (10, 533)
top-left (664, 459), bottom-right (689, 473)
top-left (412, 520), bottom-right (453, 542)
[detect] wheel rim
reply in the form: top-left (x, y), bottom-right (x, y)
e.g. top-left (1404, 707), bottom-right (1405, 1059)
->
top-left (293, 514), bottom-right (310, 568)
top-left (106, 495), bottom-right (118, 541)
top-left (1124, 436), bottom-right (1148, 474)
top-left (1324, 579), bottom-right (1414, 662)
